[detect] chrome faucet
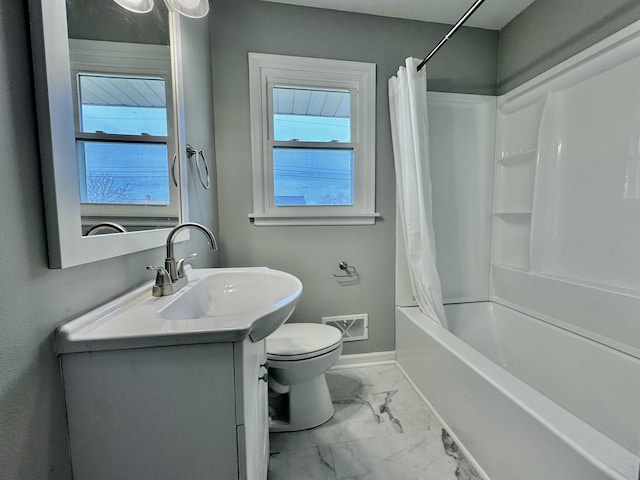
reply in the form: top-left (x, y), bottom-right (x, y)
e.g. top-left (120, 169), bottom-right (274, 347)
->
top-left (147, 222), bottom-right (217, 297)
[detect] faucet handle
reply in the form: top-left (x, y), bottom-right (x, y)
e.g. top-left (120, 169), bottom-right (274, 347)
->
top-left (176, 253), bottom-right (198, 278)
top-left (146, 266), bottom-right (171, 286)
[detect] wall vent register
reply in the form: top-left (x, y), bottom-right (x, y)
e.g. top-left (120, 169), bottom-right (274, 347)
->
top-left (322, 314), bottom-right (368, 342)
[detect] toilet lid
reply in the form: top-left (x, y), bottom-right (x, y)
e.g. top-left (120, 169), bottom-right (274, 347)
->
top-left (266, 323), bottom-right (342, 357)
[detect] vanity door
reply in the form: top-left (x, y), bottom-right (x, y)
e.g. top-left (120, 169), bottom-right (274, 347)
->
top-left (61, 342), bottom-right (239, 480)
top-left (235, 338), bottom-right (269, 480)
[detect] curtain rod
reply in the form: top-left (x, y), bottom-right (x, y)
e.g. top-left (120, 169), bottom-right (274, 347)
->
top-left (417, 0), bottom-right (487, 71)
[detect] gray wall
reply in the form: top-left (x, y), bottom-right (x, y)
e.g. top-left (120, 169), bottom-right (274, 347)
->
top-left (498, 0), bottom-right (640, 94)
top-left (5, 0), bottom-right (639, 476)
top-left (67, 0), bottom-right (170, 45)
top-left (210, 0), bottom-right (498, 355)
top-left (0, 2), bottom-right (217, 478)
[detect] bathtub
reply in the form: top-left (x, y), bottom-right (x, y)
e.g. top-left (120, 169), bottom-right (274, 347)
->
top-left (396, 302), bottom-right (640, 480)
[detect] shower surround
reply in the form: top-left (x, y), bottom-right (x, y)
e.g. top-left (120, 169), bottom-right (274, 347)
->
top-left (396, 18), bottom-right (640, 480)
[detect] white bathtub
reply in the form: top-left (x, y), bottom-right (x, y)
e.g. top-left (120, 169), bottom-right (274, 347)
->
top-left (396, 302), bottom-right (640, 480)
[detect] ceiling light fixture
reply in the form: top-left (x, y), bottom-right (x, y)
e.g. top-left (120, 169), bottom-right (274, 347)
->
top-left (112, 0), bottom-right (155, 14)
top-left (162, 0), bottom-right (210, 18)
top-left (113, 0), bottom-right (210, 18)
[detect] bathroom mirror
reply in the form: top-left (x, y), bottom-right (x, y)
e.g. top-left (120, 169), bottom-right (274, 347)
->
top-left (28, 0), bottom-right (189, 268)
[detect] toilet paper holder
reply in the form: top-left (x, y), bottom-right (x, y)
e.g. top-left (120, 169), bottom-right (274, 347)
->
top-left (333, 261), bottom-right (360, 281)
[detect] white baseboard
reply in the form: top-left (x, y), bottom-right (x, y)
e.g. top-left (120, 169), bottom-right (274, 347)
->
top-left (331, 351), bottom-right (396, 369)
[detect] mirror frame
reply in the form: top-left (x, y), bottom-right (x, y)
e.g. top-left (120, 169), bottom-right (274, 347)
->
top-left (28, 0), bottom-right (189, 268)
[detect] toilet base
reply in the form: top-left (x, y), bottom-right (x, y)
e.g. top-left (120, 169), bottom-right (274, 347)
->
top-left (269, 373), bottom-right (334, 432)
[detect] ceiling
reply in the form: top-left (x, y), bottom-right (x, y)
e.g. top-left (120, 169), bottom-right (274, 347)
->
top-left (260, 0), bottom-right (537, 30)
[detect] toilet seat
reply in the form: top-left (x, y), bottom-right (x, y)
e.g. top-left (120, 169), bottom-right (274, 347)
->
top-left (267, 323), bottom-right (342, 361)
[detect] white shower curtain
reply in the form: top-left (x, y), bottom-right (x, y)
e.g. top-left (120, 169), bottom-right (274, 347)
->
top-left (389, 57), bottom-right (447, 328)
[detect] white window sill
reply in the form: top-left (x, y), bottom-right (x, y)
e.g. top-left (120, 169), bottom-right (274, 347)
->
top-left (248, 212), bottom-right (381, 226)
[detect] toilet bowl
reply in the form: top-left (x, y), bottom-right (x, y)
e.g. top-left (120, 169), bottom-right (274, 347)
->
top-left (266, 323), bottom-right (343, 432)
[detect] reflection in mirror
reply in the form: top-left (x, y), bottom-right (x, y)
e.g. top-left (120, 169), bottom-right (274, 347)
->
top-left (28, 0), bottom-right (189, 268)
top-left (66, 0), bottom-right (180, 234)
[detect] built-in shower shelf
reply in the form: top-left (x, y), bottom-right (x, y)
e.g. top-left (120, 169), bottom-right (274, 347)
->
top-left (494, 211), bottom-right (532, 216)
top-left (497, 149), bottom-right (537, 164)
top-left (491, 262), bottom-right (530, 273)
top-left (494, 152), bottom-right (537, 213)
top-left (491, 213), bottom-right (531, 271)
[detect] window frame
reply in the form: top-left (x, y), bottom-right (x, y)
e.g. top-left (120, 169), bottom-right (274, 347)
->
top-left (248, 53), bottom-right (378, 226)
top-left (69, 39), bottom-right (180, 224)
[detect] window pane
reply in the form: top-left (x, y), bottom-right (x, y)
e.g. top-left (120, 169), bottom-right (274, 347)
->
top-left (78, 74), bottom-right (168, 136)
top-left (273, 87), bottom-right (350, 142)
top-left (273, 148), bottom-right (353, 206)
top-left (78, 141), bottom-right (170, 205)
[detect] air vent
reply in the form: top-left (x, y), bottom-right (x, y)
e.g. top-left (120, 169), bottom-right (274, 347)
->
top-left (321, 314), bottom-right (368, 342)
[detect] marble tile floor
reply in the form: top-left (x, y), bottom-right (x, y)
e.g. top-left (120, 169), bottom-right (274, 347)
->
top-left (268, 364), bottom-right (481, 480)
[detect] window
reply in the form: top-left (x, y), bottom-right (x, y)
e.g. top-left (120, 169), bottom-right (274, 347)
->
top-left (248, 53), bottom-right (378, 225)
top-left (69, 39), bottom-right (179, 225)
top-left (76, 74), bottom-right (170, 206)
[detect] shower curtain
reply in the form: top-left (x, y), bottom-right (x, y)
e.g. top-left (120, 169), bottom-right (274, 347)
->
top-left (389, 57), bottom-right (447, 328)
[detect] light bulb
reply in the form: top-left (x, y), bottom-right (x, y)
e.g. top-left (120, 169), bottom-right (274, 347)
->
top-left (113, 0), bottom-right (155, 14)
top-left (163, 0), bottom-right (210, 18)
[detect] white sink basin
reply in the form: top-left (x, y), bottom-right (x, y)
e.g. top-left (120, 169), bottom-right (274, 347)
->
top-left (159, 269), bottom-right (302, 341)
top-left (55, 267), bottom-right (302, 354)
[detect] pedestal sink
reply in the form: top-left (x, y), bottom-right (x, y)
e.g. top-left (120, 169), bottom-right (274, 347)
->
top-left (56, 267), bottom-right (303, 354)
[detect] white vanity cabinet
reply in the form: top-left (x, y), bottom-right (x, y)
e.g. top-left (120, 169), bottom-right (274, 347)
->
top-left (55, 267), bottom-right (302, 479)
top-left (60, 338), bottom-right (269, 480)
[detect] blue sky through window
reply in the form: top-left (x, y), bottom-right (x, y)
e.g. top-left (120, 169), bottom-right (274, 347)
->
top-left (78, 74), bottom-right (168, 136)
top-left (273, 112), bottom-right (353, 206)
top-left (273, 148), bottom-right (353, 206)
top-left (77, 74), bottom-right (170, 205)
top-left (274, 115), bottom-right (350, 142)
top-left (81, 105), bottom-right (168, 136)
top-left (80, 142), bottom-right (170, 205)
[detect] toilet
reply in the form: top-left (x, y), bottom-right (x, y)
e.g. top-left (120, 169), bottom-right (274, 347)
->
top-left (266, 323), bottom-right (343, 432)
